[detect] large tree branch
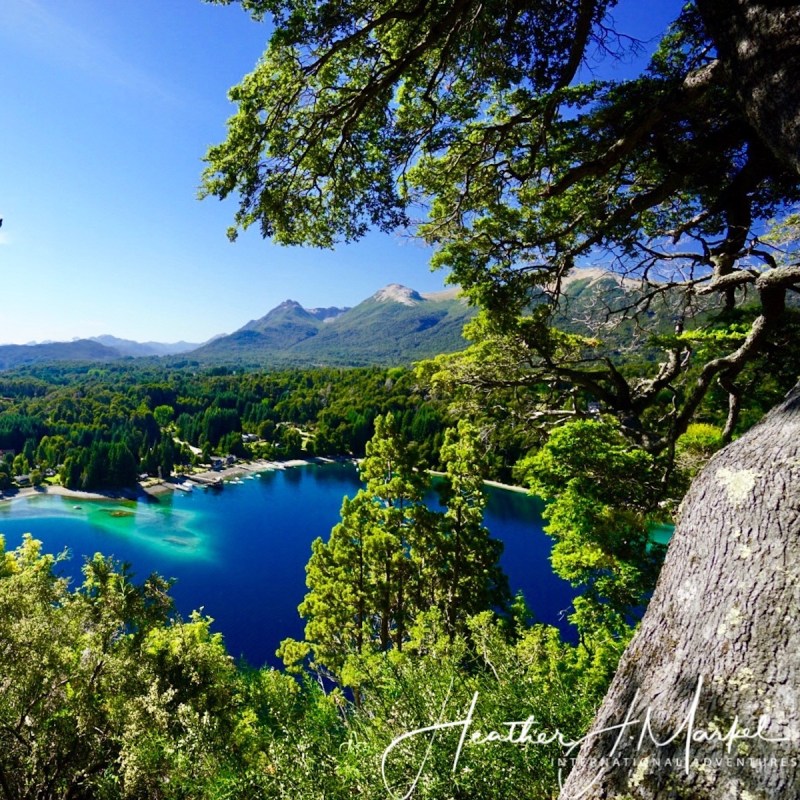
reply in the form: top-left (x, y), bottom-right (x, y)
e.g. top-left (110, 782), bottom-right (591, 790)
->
top-left (543, 60), bottom-right (721, 200)
top-left (652, 304), bottom-right (776, 452)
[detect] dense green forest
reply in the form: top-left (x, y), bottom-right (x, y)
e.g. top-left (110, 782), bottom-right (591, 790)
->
top-left (0, 409), bottom-right (627, 800)
top-left (0, 330), bottom-right (792, 798)
top-left (0, 363), bottom-right (454, 492)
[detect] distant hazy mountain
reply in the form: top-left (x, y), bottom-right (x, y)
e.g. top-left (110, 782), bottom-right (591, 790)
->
top-left (190, 284), bottom-right (476, 366)
top-left (0, 340), bottom-right (120, 370)
top-left (90, 335), bottom-right (202, 358)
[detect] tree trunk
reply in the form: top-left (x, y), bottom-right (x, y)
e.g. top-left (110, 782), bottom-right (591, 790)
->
top-left (696, 0), bottom-right (800, 176)
top-left (559, 385), bottom-right (800, 798)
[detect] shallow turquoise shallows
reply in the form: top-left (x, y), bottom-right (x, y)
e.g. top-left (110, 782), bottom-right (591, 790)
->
top-left (0, 463), bottom-right (575, 667)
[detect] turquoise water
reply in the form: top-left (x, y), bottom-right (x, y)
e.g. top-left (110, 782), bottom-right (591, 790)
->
top-left (0, 464), bottom-right (574, 667)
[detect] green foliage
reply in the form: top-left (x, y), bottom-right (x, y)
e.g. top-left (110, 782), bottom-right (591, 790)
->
top-left (675, 422), bottom-right (724, 471)
top-left (0, 362), bottom-right (464, 491)
top-left (202, 0), bottom-right (617, 249)
top-left (0, 536), bottom-right (238, 799)
top-left (283, 414), bottom-right (510, 682)
top-left (0, 535), bottom-right (618, 799)
top-left (153, 404), bottom-right (174, 428)
top-left (284, 413), bottom-right (436, 676)
top-left (437, 420), bottom-right (509, 635)
top-left (517, 419), bottom-right (665, 640)
top-left (202, 0), bottom-right (800, 513)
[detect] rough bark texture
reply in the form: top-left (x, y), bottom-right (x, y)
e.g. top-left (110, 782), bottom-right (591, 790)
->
top-left (697, 0), bottom-right (800, 176)
top-left (559, 386), bottom-right (800, 798)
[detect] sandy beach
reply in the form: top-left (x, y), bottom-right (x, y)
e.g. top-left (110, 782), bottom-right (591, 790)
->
top-left (186, 456), bottom-right (347, 484)
top-left (428, 469), bottom-right (530, 494)
top-left (0, 457), bottom-right (351, 506)
top-left (0, 484), bottom-right (139, 504)
top-left (0, 458), bottom-right (524, 505)
top-left (482, 479), bottom-right (531, 494)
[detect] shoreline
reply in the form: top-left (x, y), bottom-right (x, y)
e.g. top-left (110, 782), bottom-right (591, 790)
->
top-left (186, 455), bottom-right (353, 485)
top-left (428, 469), bottom-right (530, 495)
top-left (482, 479), bottom-right (531, 494)
top-left (0, 457), bottom-right (356, 506)
top-left (0, 457), bottom-right (529, 506)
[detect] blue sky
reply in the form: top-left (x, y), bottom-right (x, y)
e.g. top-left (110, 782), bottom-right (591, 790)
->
top-left (0, 0), bottom-right (682, 345)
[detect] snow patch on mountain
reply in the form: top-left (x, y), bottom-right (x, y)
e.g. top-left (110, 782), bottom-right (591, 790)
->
top-left (372, 284), bottom-right (423, 305)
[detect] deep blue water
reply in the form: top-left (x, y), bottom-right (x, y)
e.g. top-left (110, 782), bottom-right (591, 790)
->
top-left (0, 464), bottom-right (575, 667)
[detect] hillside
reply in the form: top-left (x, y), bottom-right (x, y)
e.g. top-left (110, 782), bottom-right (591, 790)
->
top-left (0, 339), bottom-right (121, 371)
top-left (90, 335), bottom-right (202, 357)
top-left (0, 272), bottom-right (713, 371)
top-left (190, 284), bottom-right (476, 366)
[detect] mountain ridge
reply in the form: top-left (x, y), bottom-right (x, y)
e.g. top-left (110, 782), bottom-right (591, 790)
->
top-left (190, 283), bottom-right (474, 366)
top-left (0, 271), bottom-right (679, 371)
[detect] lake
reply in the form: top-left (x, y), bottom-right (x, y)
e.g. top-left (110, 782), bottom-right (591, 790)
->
top-left (0, 463), bottom-right (575, 667)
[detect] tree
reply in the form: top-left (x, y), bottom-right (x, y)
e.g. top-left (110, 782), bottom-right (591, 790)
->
top-left (203, 0), bottom-right (800, 466)
top-left (153, 404), bottom-right (174, 428)
top-left (560, 387), bottom-right (800, 799)
top-left (286, 493), bottom-right (373, 676)
top-left (518, 417), bottom-right (665, 642)
top-left (281, 414), bottom-right (510, 681)
top-left (437, 420), bottom-right (508, 636)
top-left (281, 413), bottom-right (435, 677)
top-left (560, 4), bottom-right (800, 797)
top-left (12, 453), bottom-right (29, 477)
top-left (207, 2), bottom-right (800, 795)
top-left (696, 0), bottom-right (800, 176)
top-left (0, 536), bottom-right (243, 800)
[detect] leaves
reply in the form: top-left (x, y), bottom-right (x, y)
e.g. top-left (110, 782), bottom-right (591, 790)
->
top-left (517, 418), bottom-right (665, 638)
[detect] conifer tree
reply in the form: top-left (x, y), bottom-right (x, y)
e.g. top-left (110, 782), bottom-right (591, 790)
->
top-left (296, 495), bottom-right (371, 674)
top-left (358, 413), bottom-right (434, 650)
top-left (283, 415), bottom-right (512, 678)
top-left (438, 420), bottom-right (508, 636)
top-left (281, 413), bottom-right (436, 675)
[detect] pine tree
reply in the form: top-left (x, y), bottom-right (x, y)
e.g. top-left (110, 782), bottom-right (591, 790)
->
top-left (282, 413), bottom-right (438, 675)
top-left (438, 421), bottom-right (509, 636)
top-left (284, 415), bottom-right (511, 678)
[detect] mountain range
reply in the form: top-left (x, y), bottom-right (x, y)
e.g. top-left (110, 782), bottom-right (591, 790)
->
top-left (0, 271), bottom-right (703, 372)
top-left (0, 284), bottom-right (476, 370)
top-left (190, 284), bottom-right (473, 366)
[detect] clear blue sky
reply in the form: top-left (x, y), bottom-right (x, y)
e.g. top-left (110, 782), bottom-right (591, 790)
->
top-left (0, 0), bottom-right (682, 345)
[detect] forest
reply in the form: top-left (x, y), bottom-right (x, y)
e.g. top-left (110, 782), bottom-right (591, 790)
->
top-left (0, 363), bottom-right (452, 492)
top-left (2, 0), bottom-right (799, 798)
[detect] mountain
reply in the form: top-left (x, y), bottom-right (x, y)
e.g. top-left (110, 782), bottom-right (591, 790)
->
top-left (190, 284), bottom-right (476, 366)
top-left (90, 335), bottom-right (202, 358)
top-left (0, 340), bottom-right (121, 371)
top-left (0, 271), bottom-right (696, 372)
top-left (195, 300), bottom-right (326, 361)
